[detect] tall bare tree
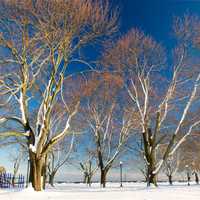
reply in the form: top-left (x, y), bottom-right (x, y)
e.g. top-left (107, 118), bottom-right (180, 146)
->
top-left (81, 73), bottom-right (137, 187)
top-left (103, 15), bottom-right (200, 186)
top-left (0, 0), bottom-right (118, 191)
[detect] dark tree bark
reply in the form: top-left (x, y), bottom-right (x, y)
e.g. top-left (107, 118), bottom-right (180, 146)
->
top-left (100, 169), bottom-right (108, 188)
top-left (49, 171), bottom-right (56, 187)
top-left (96, 130), bottom-right (108, 188)
top-left (143, 128), bottom-right (158, 187)
top-left (168, 175), bottom-right (173, 185)
top-left (194, 172), bottom-right (199, 185)
top-left (86, 174), bottom-right (92, 187)
top-left (147, 169), bottom-right (157, 186)
top-left (187, 172), bottom-right (191, 186)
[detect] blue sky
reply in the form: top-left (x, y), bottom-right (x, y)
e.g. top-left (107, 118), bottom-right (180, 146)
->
top-left (1, 0), bottom-right (200, 182)
top-left (117, 0), bottom-right (200, 47)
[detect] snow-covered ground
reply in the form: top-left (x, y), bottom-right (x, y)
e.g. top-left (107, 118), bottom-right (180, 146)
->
top-left (0, 182), bottom-right (200, 200)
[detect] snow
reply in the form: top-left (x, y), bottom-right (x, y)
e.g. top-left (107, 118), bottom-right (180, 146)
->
top-left (0, 117), bottom-right (6, 123)
top-left (29, 144), bottom-right (36, 153)
top-left (153, 159), bottom-right (164, 174)
top-left (1, 182), bottom-right (200, 200)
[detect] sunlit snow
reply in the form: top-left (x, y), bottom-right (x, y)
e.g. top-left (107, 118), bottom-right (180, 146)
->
top-left (1, 182), bottom-right (200, 200)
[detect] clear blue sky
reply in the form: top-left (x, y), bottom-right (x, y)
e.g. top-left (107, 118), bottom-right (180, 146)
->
top-left (1, 0), bottom-right (200, 182)
top-left (117, 0), bottom-right (200, 47)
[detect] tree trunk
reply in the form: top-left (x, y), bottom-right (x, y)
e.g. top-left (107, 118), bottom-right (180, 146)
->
top-left (86, 175), bottom-right (92, 187)
top-left (88, 176), bottom-right (92, 187)
top-left (42, 165), bottom-right (46, 189)
top-left (194, 172), bottom-right (199, 185)
top-left (146, 151), bottom-right (157, 186)
top-left (42, 155), bottom-right (48, 189)
top-left (33, 159), bottom-right (43, 191)
top-left (96, 131), bottom-right (107, 188)
top-left (49, 171), bottom-right (56, 187)
top-left (147, 170), bottom-right (157, 186)
top-left (168, 175), bottom-right (173, 185)
top-left (12, 175), bottom-right (16, 187)
top-left (187, 172), bottom-right (190, 186)
top-left (100, 169), bottom-right (107, 188)
top-left (29, 152), bottom-right (45, 191)
top-left (143, 129), bottom-right (158, 187)
top-left (29, 159), bottom-right (34, 186)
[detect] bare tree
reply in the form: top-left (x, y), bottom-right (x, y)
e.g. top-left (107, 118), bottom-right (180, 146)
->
top-left (158, 145), bottom-right (180, 185)
top-left (69, 126), bottom-right (99, 187)
top-left (47, 133), bottom-right (75, 187)
top-left (10, 148), bottom-right (24, 186)
top-left (0, 0), bottom-right (118, 191)
top-left (81, 73), bottom-right (137, 188)
top-left (178, 135), bottom-right (200, 185)
top-left (102, 15), bottom-right (200, 186)
top-left (79, 154), bottom-right (98, 187)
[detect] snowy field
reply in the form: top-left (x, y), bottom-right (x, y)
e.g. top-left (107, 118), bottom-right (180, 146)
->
top-left (1, 182), bottom-right (200, 200)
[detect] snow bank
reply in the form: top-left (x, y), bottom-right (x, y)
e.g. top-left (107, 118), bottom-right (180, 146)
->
top-left (0, 182), bottom-right (200, 200)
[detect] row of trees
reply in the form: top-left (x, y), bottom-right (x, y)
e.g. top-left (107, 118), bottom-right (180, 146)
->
top-left (1, 0), bottom-right (200, 191)
top-left (135, 136), bottom-right (200, 186)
